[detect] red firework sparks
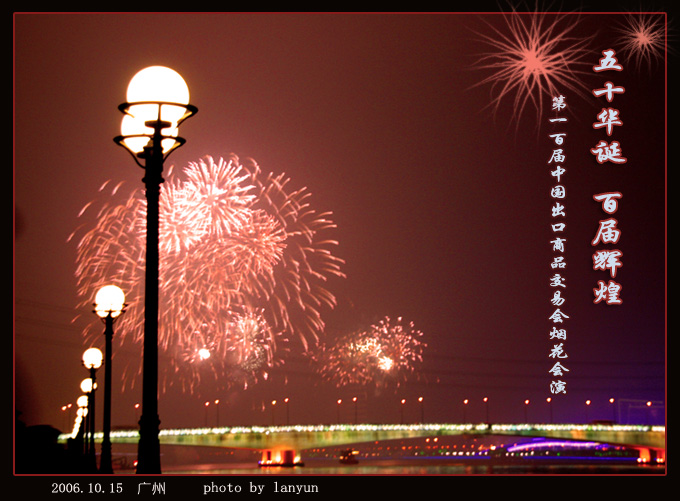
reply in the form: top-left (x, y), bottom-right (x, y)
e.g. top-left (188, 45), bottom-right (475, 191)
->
top-left (472, 11), bottom-right (593, 128)
top-left (615, 12), bottom-right (667, 71)
top-left (312, 316), bottom-right (426, 390)
top-left (70, 154), bottom-right (344, 394)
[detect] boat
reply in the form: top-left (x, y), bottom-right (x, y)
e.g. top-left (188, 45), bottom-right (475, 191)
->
top-left (338, 448), bottom-right (359, 464)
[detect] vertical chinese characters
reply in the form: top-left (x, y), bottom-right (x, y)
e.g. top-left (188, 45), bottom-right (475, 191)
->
top-left (590, 49), bottom-right (625, 305)
top-left (548, 95), bottom-right (569, 396)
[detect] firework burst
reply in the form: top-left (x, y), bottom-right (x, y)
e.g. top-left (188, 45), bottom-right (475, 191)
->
top-left (471, 10), bottom-right (593, 128)
top-left (312, 316), bottom-right (426, 390)
top-left (615, 12), bottom-right (668, 72)
top-left (70, 154), bottom-right (344, 394)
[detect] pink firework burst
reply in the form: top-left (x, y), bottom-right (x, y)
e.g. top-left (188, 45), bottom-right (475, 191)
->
top-left (312, 316), bottom-right (426, 390)
top-left (615, 12), bottom-right (667, 72)
top-left (472, 10), bottom-right (593, 128)
top-left (70, 154), bottom-right (344, 395)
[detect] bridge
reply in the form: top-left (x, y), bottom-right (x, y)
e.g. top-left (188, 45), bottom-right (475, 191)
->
top-left (61, 423), bottom-right (666, 467)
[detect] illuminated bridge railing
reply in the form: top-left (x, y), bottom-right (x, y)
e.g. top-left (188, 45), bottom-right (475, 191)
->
top-left (60, 423), bottom-right (666, 451)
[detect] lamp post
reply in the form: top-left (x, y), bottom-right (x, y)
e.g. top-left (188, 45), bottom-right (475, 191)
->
top-left (82, 347), bottom-right (102, 472)
top-left (61, 403), bottom-right (73, 431)
top-left (353, 397), bottom-right (358, 425)
top-left (646, 401), bottom-right (652, 425)
top-left (283, 398), bottom-right (289, 426)
top-left (546, 397), bottom-right (553, 424)
top-left (482, 397), bottom-right (489, 423)
top-left (215, 399), bottom-right (221, 427)
top-left (524, 399), bottom-right (530, 423)
top-left (114, 66), bottom-right (197, 474)
top-left (462, 399), bottom-right (468, 423)
top-left (609, 398), bottom-right (617, 423)
top-left (585, 399), bottom-right (591, 423)
top-left (79, 380), bottom-right (95, 464)
top-left (418, 397), bottom-right (424, 424)
top-left (93, 284), bottom-right (126, 474)
top-left (76, 395), bottom-right (90, 457)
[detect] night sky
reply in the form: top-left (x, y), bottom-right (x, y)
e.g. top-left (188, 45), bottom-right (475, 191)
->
top-left (14, 8), bottom-right (668, 436)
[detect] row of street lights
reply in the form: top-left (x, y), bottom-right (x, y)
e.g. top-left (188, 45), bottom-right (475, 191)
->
top-left (68, 285), bottom-right (127, 473)
top-left (455, 396), bottom-right (636, 424)
top-left (63, 66), bottom-right (194, 475)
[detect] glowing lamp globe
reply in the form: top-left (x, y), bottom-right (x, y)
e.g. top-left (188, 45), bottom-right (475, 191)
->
top-left (120, 66), bottom-right (191, 154)
top-left (77, 395), bottom-right (90, 409)
top-left (80, 378), bottom-right (97, 393)
top-left (82, 347), bottom-right (103, 370)
top-left (94, 285), bottom-right (126, 318)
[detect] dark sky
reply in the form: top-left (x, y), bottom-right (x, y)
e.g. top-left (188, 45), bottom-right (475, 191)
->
top-left (14, 9), bottom-right (668, 434)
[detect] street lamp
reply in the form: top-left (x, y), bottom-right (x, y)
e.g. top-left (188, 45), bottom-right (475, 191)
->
top-left (482, 397), bottom-right (489, 423)
top-left (215, 399), bottom-right (221, 427)
top-left (61, 403), bottom-right (73, 431)
top-left (462, 399), bottom-right (468, 423)
top-left (546, 397), bottom-right (553, 424)
top-left (646, 401), bottom-right (652, 425)
top-left (93, 284), bottom-right (126, 474)
top-left (609, 397), bottom-right (617, 423)
top-left (114, 66), bottom-right (197, 474)
top-left (418, 397), bottom-right (424, 424)
top-left (585, 399), bottom-right (591, 423)
top-left (400, 399), bottom-right (406, 424)
top-left (76, 395), bottom-right (90, 455)
top-left (524, 399), bottom-right (530, 422)
top-left (82, 347), bottom-right (102, 471)
top-left (337, 399), bottom-right (342, 424)
top-left (284, 398), bottom-right (289, 426)
top-left (352, 397), bottom-right (358, 424)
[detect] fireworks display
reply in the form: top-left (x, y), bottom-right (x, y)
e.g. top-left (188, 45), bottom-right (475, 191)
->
top-left (311, 316), bottom-right (426, 390)
top-left (615, 12), bottom-right (667, 71)
top-left (471, 10), bottom-right (593, 127)
top-left (70, 154), bottom-right (345, 394)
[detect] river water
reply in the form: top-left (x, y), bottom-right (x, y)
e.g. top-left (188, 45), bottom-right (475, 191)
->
top-left (121, 457), bottom-right (664, 475)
